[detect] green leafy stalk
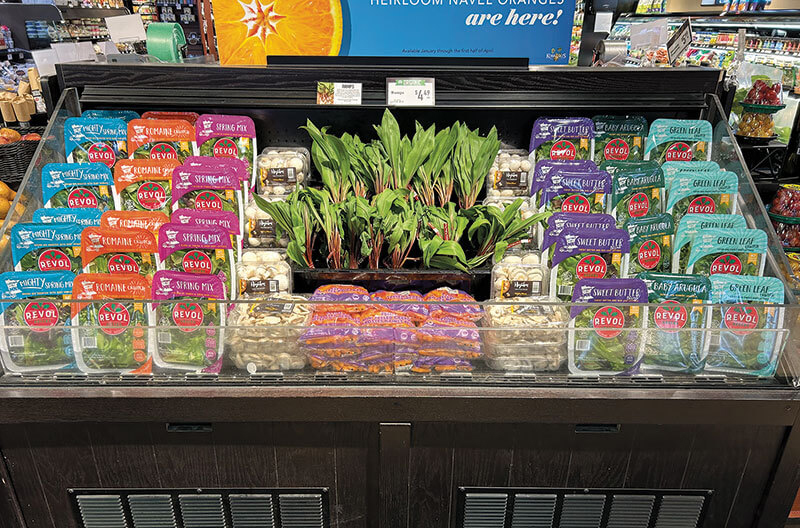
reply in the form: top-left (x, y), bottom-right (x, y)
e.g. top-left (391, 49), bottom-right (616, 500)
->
top-left (463, 200), bottom-right (549, 268)
top-left (413, 125), bottom-right (457, 207)
top-left (452, 124), bottom-right (500, 209)
top-left (341, 195), bottom-right (372, 269)
top-left (254, 191), bottom-right (318, 268)
top-left (302, 120), bottom-right (352, 202)
top-left (309, 189), bottom-right (346, 269)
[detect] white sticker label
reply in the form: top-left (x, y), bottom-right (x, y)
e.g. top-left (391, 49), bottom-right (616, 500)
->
top-left (317, 82), bottom-right (362, 105)
top-left (386, 78), bottom-right (435, 107)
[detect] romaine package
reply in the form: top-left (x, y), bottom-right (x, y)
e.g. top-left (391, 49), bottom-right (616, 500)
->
top-left (624, 214), bottom-right (674, 275)
top-left (539, 170), bottom-right (611, 216)
top-left (100, 211), bottom-right (170, 241)
top-left (706, 275), bottom-right (785, 377)
top-left (662, 161), bottom-right (720, 191)
top-left (141, 111), bottom-right (199, 124)
top-left (81, 226), bottom-right (158, 279)
top-left (530, 159), bottom-right (596, 206)
top-left (196, 114), bottom-right (257, 176)
top-left (672, 214), bottom-right (748, 273)
top-left (568, 278), bottom-right (648, 375)
top-left (113, 158), bottom-right (179, 215)
top-left (41, 163), bottom-right (114, 210)
top-left (530, 118), bottom-right (594, 165)
top-left (639, 272), bottom-right (711, 373)
top-left (608, 164), bottom-right (664, 226)
top-left (127, 118), bottom-right (195, 162)
top-left (151, 270), bottom-right (226, 373)
top-left (64, 117), bottom-right (128, 168)
top-left (592, 115), bottom-right (647, 164)
top-left (12, 223), bottom-right (83, 273)
top-left (32, 208), bottom-right (102, 227)
top-left (666, 171), bottom-right (739, 226)
top-left (0, 271), bottom-right (75, 373)
top-left (549, 228), bottom-right (630, 301)
top-left (644, 119), bottom-right (713, 163)
top-left (71, 273), bottom-right (153, 375)
top-left (81, 110), bottom-right (139, 122)
top-left (541, 212), bottom-right (616, 252)
top-left (686, 228), bottom-right (767, 277)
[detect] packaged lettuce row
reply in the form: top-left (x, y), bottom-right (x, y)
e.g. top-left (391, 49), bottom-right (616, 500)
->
top-left (127, 119), bottom-right (195, 162)
top-left (592, 115), bottom-right (647, 164)
top-left (530, 159), bottom-right (596, 206)
top-left (0, 271), bottom-right (75, 373)
top-left (662, 161), bottom-right (720, 192)
top-left (541, 212), bottom-right (616, 253)
top-left (686, 228), bottom-right (767, 277)
top-left (183, 156), bottom-right (251, 200)
top-left (113, 159), bottom-right (179, 215)
top-left (666, 171), bottom-right (739, 226)
top-left (540, 171), bottom-right (611, 215)
top-left (151, 270), bottom-right (226, 373)
top-left (100, 211), bottom-right (170, 242)
top-left (530, 118), bottom-right (594, 165)
top-left (568, 278), bottom-right (647, 375)
top-left (70, 273), bottom-right (153, 375)
top-left (81, 110), bottom-right (140, 122)
top-left (549, 228), bottom-right (630, 301)
top-left (644, 119), bottom-right (713, 163)
top-left (706, 275), bottom-right (785, 377)
top-left (158, 223), bottom-right (237, 299)
top-left (171, 209), bottom-right (242, 260)
top-left (608, 164), bottom-right (664, 226)
top-left (32, 208), bottom-right (102, 227)
top-left (11, 223), bottom-right (83, 273)
top-left (171, 166), bottom-right (244, 220)
top-left (196, 114), bottom-right (257, 176)
top-left (64, 117), bottom-right (128, 169)
top-left (600, 160), bottom-right (660, 178)
top-left (81, 227), bottom-right (158, 280)
top-left (672, 214), bottom-right (748, 273)
top-left (41, 163), bottom-right (114, 210)
top-left (141, 111), bottom-right (199, 124)
top-left (639, 272), bottom-right (711, 374)
top-left (624, 214), bottom-right (674, 275)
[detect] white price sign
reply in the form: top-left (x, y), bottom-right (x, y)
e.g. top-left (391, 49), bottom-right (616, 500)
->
top-left (667, 18), bottom-right (693, 64)
top-left (386, 78), bottom-right (435, 107)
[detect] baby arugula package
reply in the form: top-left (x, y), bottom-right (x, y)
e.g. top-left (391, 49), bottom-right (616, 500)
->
top-left (127, 118), bottom-right (195, 162)
top-left (600, 160), bottom-right (659, 178)
top-left (530, 159), bottom-right (596, 205)
top-left (32, 208), bottom-right (102, 227)
top-left (80, 227), bottom-right (158, 280)
top-left (64, 117), bottom-right (127, 168)
top-left (100, 211), bottom-right (170, 241)
top-left (624, 214), bottom-right (674, 275)
top-left (12, 223), bottom-right (83, 273)
top-left (151, 270), bottom-right (226, 373)
top-left (568, 278), bottom-right (648, 375)
top-left (672, 214), bottom-right (748, 273)
top-left (592, 115), bottom-right (647, 165)
top-left (113, 159), bottom-right (179, 215)
top-left (0, 271), bottom-right (75, 373)
top-left (608, 163), bottom-right (664, 226)
top-left (196, 114), bottom-right (257, 176)
top-left (686, 228), bottom-right (767, 277)
top-left (41, 163), bottom-right (114, 210)
top-left (530, 118), bottom-right (594, 165)
top-left (644, 119), bottom-right (713, 163)
top-left (666, 171), bottom-right (739, 226)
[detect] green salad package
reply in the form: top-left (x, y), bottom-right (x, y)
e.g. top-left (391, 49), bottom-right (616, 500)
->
top-left (686, 228), bottom-right (767, 277)
top-left (12, 223), bottom-right (83, 274)
top-left (127, 118), bottom-right (195, 162)
top-left (624, 214), bottom-right (674, 275)
top-left (81, 110), bottom-right (139, 122)
top-left (80, 226), bottom-right (158, 280)
top-left (113, 158), bottom-right (179, 215)
top-left (64, 117), bottom-right (127, 169)
top-left (600, 160), bottom-right (659, 178)
top-left (530, 118), bottom-right (594, 165)
top-left (196, 114), bottom-right (257, 176)
top-left (672, 214), bottom-right (747, 273)
top-left (608, 163), bottom-right (664, 226)
top-left (32, 208), bottom-right (102, 227)
top-left (152, 270), bottom-right (226, 373)
top-left (666, 171), bottom-right (739, 226)
top-left (592, 115), bottom-right (647, 165)
top-left (41, 163), bottom-right (114, 210)
top-left (0, 271), bottom-right (75, 373)
top-left (171, 165), bottom-right (244, 223)
top-left (662, 160), bottom-right (720, 195)
top-left (644, 119), bottom-right (713, 164)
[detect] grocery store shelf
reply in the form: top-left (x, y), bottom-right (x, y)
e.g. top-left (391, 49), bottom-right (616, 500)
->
top-left (59, 6), bottom-right (128, 18)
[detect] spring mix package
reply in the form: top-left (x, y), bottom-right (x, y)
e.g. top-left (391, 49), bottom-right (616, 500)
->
top-left (41, 163), bottom-right (114, 210)
top-left (644, 119), bottom-right (713, 163)
top-left (706, 275), bottom-right (785, 377)
top-left (64, 117), bottom-right (128, 168)
top-left (171, 165), bottom-right (244, 222)
top-left (686, 228), bottom-right (767, 277)
top-left (171, 209), bottom-right (241, 258)
top-left (113, 159), bottom-right (179, 215)
top-left (100, 211), bottom-right (170, 241)
top-left (672, 214), bottom-right (747, 273)
top-left (530, 118), bottom-right (594, 165)
top-left (32, 208), bottom-right (102, 227)
top-left (81, 227), bottom-right (158, 279)
top-left (81, 110), bottom-right (140, 122)
top-left (127, 118), bottom-right (195, 162)
top-left (592, 115), bottom-right (647, 165)
top-left (0, 271), bottom-right (75, 373)
top-left (638, 272), bottom-right (711, 373)
top-left (71, 273), bottom-right (153, 375)
top-left (568, 278), bottom-right (648, 375)
top-left (182, 156), bottom-right (251, 203)
top-left (608, 163), bottom-right (664, 226)
top-left (530, 159), bottom-right (596, 205)
top-left (12, 223), bottom-right (83, 273)
top-left (196, 114), bottom-right (257, 175)
top-left (666, 171), bottom-right (739, 226)
top-left (624, 214), bottom-right (674, 275)
top-left (151, 270), bottom-right (226, 373)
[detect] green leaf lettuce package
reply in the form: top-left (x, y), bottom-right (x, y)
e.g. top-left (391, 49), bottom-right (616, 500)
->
top-left (672, 214), bottom-right (747, 273)
top-left (644, 119), bottom-right (713, 163)
top-left (686, 228), bottom-right (767, 277)
top-left (666, 171), bottom-right (739, 227)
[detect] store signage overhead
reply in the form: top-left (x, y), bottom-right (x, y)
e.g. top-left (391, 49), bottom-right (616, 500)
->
top-left (386, 78), bottom-right (435, 107)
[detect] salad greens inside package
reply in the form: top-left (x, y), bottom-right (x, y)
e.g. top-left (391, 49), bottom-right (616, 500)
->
top-left (624, 214), bottom-right (674, 275)
top-left (707, 275), bottom-right (785, 377)
top-left (530, 118), bottom-right (594, 164)
top-left (549, 228), bottom-right (630, 301)
top-left (600, 160), bottom-right (659, 178)
top-left (666, 171), bottom-right (739, 226)
top-left (638, 272), bottom-right (711, 373)
top-left (662, 160), bottom-right (720, 192)
top-left (41, 163), bottom-right (114, 210)
top-left (539, 170), bottom-right (611, 216)
top-left (81, 110), bottom-right (140, 122)
top-left (645, 119), bottom-right (713, 163)
top-left (0, 271), bottom-right (75, 373)
top-left (608, 163), bottom-right (664, 226)
top-left (171, 165), bottom-right (244, 222)
top-left (64, 117), bottom-right (128, 169)
top-left (100, 211), bottom-right (170, 241)
top-left (32, 208), bottom-right (102, 227)
top-left (127, 118), bottom-right (195, 162)
top-left (568, 278), bottom-right (648, 375)
top-left (687, 228), bottom-right (767, 277)
top-left (81, 227), bottom-right (158, 280)
top-left (113, 159), bottom-right (179, 215)
top-left (541, 212), bottom-right (616, 253)
top-left (152, 270), bottom-right (226, 373)
top-left (196, 114), bottom-right (257, 176)
top-left (171, 209), bottom-right (242, 259)
top-left (672, 214), bottom-right (748, 273)
top-left (530, 160), bottom-right (596, 205)
top-left (12, 223), bottom-right (83, 274)
top-left (182, 155), bottom-right (251, 203)
top-left (592, 115), bottom-right (647, 165)
top-left (70, 273), bottom-right (152, 374)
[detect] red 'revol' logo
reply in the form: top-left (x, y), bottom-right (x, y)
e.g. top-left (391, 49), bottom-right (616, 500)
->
top-left (137, 182), bottom-right (167, 210)
top-left (687, 196), bottom-right (716, 214)
top-left (561, 194), bottom-right (591, 213)
top-left (107, 254), bottom-right (140, 274)
top-left (710, 254), bottom-right (742, 275)
top-left (592, 305), bottom-right (625, 338)
top-left (550, 140), bottom-right (577, 160)
top-left (98, 302), bottom-right (130, 336)
top-left (628, 192), bottom-right (650, 218)
top-left (604, 138), bottom-right (629, 160)
top-left (637, 240), bottom-right (661, 270)
top-left (67, 188), bottom-right (98, 208)
top-left (724, 305), bottom-right (759, 336)
top-left (576, 254), bottom-right (607, 279)
top-left (194, 191), bottom-right (224, 211)
top-left (150, 143), bottom-right (178, 160)
top-left (37, 249), bottom-right (71, 272)
top-left (23, 301), bottom-right (59, 332)
top-left (653, 300), bottom-right (688, 333)
top-left (181, 250), bottom-right (213, 274)
top-left (213, 138), bottom-right (238, 158)
top-left (665, 142), bottom-right (693, 162)
top-left (172, 301), bottom-right (204, 332)
top-left (87, 142), bottom-right (116, 167)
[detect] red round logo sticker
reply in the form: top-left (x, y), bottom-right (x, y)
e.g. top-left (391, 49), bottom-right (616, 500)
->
top-left (628, 192), bottom-right (650, 218)
top-left (561, 194), bottom-right (591, 213)
top-left (87, 142), bottom-right (116, 167)
top-left (181, 250), bottom-right (213, 274)
top-left (710, 254), bottom-right (742, 275)
top-left (194, 191), bottom-right (224, 211)
top-left (213, 138), bottom-right (239, 158)
top-left (98, 302), bottom-right (130, 336)
top-left (592, 305), bottom-right (625, 339)
top-left (150, 143), bottom-right (178, 160)
top-left (687, 196), bottom-right (716, 214)
top-left (107, 254), bottom-right (140, 274)
top-left (550, 140), bottom-right (577, 160)
top-left (724, 305), bottom-right (759, 336)
top-left (172, 301), bottom-right (204, 332)
top-left (653, 300), bottom-right (688, 333)
top-left (665, 142), bottom-right (694, 162)
top-left (37, 249), bottom-right (71, 272)
top-left (23, 301), bottom-right (59, 332)
top-left (137, 182), bottom-right (167, 210)
top-left (637, 240), bottom-right (662, 270)
top-left (604, 138), bottom-right (630, 160)
top-left (576, 254), bottom-right (607, 279)
top-left (67, 188), bottom-right (98, 208)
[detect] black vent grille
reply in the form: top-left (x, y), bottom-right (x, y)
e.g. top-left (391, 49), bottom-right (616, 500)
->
top-left (607, 495), bottom-right (655, 528)
top-left (76, 495), bottom-right (128, 528)
top-left (179, 494), bottom-right (226, 528)
top-left (511, 494), bottom-right (557, 528)
top-left (128, 495), bottom-right (177, 528)
top-left (462, 493), bottom-right (508, 528)
top-left (229, 494), bottom-right (276, 528)
top-left (279, 494), bottom-right (325, 528)
top-left (654, 495), bottom-right (706, 528)
top-left (560, 494), bottom-right (606, 528)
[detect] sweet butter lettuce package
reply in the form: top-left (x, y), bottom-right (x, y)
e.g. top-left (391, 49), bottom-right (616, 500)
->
top-left (64, 117), bottom-right (128, 169)
top-left (666, 171), bottom-right (739, 226)
top-left (32, 208), bottom-right (102, 227)
top-left (645, 119), bottom-right (713, 163)
top-left (127, 118), bottom-right (196, 162)
top-left (100, 211), bottom-right (170, 242)
top-left (592, 115), bottom-right (647, 165)
top-left (196, 114), bottom-right (257, 176)
top-left (12, 223), bottom-right (83, 274)
top-left (41, 163), bottom-right (114, 210)
top-left (80, 226), bottom-right (158, 280)
top-left (541, 212), bottom-right (616, 253)
top-left (672, 214), bottom-right (748, 273)
top-left (530, 118), bottom-right (594, 165)
top-left (530, 159), bottom-right (597, 205)
top-left (624, 214), bottom-right (674, 275)
top-left (540, 170), bottom-right (611, 216)
top-left (113, 158), bottom-right (179, 215)
top-left (608, 163), bottom-right (664, 226)
top-left (686, 228), bottom-right (767, 277)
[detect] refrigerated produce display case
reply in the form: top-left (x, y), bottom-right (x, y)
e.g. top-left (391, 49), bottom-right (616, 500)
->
top-left (0, 63), bottom-right (799, 528)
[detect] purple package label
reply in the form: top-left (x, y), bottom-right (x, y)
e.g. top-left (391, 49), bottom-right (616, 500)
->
top-left (357, 328), bottom-right (419, 347)
top-left (540, 170), bottom-right (612, 205)
top-left (299, 326), bottom-right (361, 345)
top-left (171, 209), bottom-right (241, 236)
top-left (542, 213), bottom-right (617, 250)
top-left (551, 228), bottom-right (631, 267)
top-left (531, 160), bottom-right (597, 197)
top-left (158, 223), bottom-right (233, 261)
top-left (171, 166), bottom-right (242, 203)
top-left (152, 270), bottom-right (226, 300)
top-left (183, 156), bottom-right (250, 183)
top-left (530, 117), bottom-right (595, 152)
top-left (196, 114), bottom-right (256, 144)
top-left (310, 292), bottom-right (371, 304)
top-left (569, 278), bottom-right (648, 318)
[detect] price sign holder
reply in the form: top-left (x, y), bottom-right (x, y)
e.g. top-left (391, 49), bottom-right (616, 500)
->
top-left (667, 18), bottom-right (693, 65)
top-left (386, 78), bottom-right (435, 107)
